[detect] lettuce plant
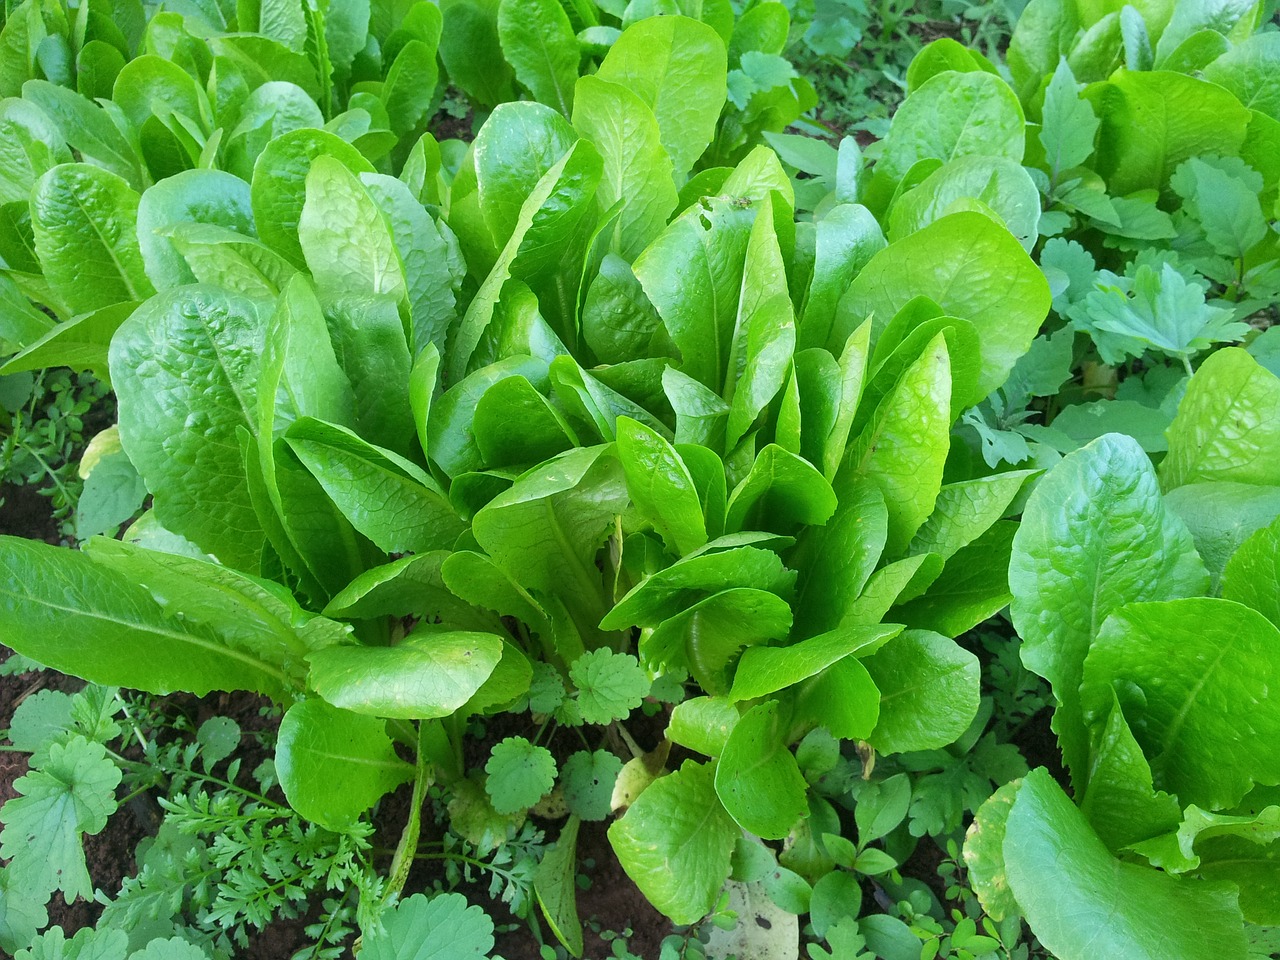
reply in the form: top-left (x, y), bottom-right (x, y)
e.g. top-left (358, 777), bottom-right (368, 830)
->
top-left (965, 348), bottom-right (1280, 960)
top-left (0, 10), bottom-right (1057, 954)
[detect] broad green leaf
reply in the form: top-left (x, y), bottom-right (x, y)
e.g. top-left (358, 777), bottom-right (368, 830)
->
top-left (0, 98), bottom-right (69, 206)
top-left (668, 696), bottom-right (739, 757)
top-left (572, 75), bottom-right (677, 261)
top-left (840, 333), bottom-right (949, 556)
top-left (892, 521), bottom-right (1018, 637)
top-left (1009, 434), bottom-right (1208, 783)
top-left (836, 212), bottom-right (1050, 401)
top-left (1083, 599), bottom-right (1280, 810)
top-left (110, 286), bottom-right (267, 571)
top-left (730, 623), bottom-right (900, 701)
top-left (836, 553), bottom-right (942, 628)
top-left (285, 417), bottom-right (465, 554)
top-left (1165, 482), bottom-right (1280, 591)
top-left (595, 15), bottom-right (727, 179)
top-left (167, 222), bottom-right (298, 299)
top-left (1204, 32), bottom-right (1280, 122)
top-left (790, 479), bottom-right (887, 637)
top-left (324, 553), bottom-right (503, 632)
top-left (641, 587), bottom-right (793, 692)
top-left (0, 736), bottom-right (119, 905)
top-left (0, 537), bottom-right (292, 698)
top-left (1195, 836), bottom-right (1280, 926)
top-left (725, 201), bottom-right (795, 451)
top-left (31, 163), bottom-right (153, 314)
top-left (21, 80), bottom-right (142, 188)
top-left (962, 781), bottom-right (1020, 922)
top-left (0, 301), bottom-right (134, 382)
top-left (725, 444), bottom-right (836, 535)
top-left (430, 355), bottom-right (550, 477)
top-left (112, 53), bottom-right (206, 132)
top-left (1040, 57), bottom-right (1099, 178)
top-left (383, 39), bottom-right (439, 143)
top-left (1222, 514), bottom-right (1280, 628)
top-left (908, 471), bottom-right (1034, 561)
top-left (704, 879), bottom-right (800, 960)
top-left (497, 0), bottom-right (579, 116)
top-left (617, 415), bottom-right (707, 556)
top-left (887, 156), bottom-right (1041, 252)
top-left (857, 314), bottom-right (980, 428)
top-left (601, 542), bottom-right (795, 630)
top-left (561, 752), bottom-right (623, 822)
top-left (608, 760), bottom-right (738, 924)
top-left (275, 698), bottom-right (412, 831)
top-left (472, 446), bottom-right (628, 645)
top-left (633, 197), bottom-right (754, 390)
top-left (1154, 0), bottom-right (1258, 65)
top-left (438, 0), bottom-right (516, 108)
top-left (324, 295), bottom-right (415, 455)
top-left (1170, 156), bottom-right (1268, 260)
top-left (1087, 70), bottom-right (1251, 196)
top-left (308, 630), bottom-right (503, 720)
top-left (473, 375), bottom-right (576, 469)
top-left (223, 80), bottom-right (324, 181)
top-left (299, 157), bottom-right (404, 304)
top-left (792, 654), bottom-right (881, 741)
top-left (1078, 693), bottom-right (1182, 852)
top-left (135, 169), bottom-right (254, 292)
top-left (361, 892), bottom-right (496, 960)
top-left (1002, 768), bottom-right (1249, 960)
top-left (905, 37), bottom-right (993, 92)
top-left (864, 630), bottom-right (979, 754)
top-left (250, 129), bottom-right (374, 267)
top-left (878, 71), bottom-right (1024, 184)
top-left (715, 700), bottom-right (808, 839)
top-left (796, 205), bottom-right (885, 352)
top-left (1162, 348), bottom-right (1280, 490)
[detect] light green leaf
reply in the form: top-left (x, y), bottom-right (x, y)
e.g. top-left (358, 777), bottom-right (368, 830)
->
top-left (1222, 514), bottom-right (1280, 628)
top-left (569, 649), bottom-right (649, 724)
top-left (715, 700), bottom-right (807, 839)
top-left (1002, 768), bottom-right (1249, 960)
top-left (617, 416), bottom-right (707, 556)
top-left (730, 623), bottom-right (900, 701)
top-left (1040, 57), bottom-right (1099, 178)
top-left (134, 169), bottom-right (254, 292)
top-left (888, 155), bottom-right (1042, 252)
top-left (535, 815), bottom-right (583, 956)
top-left (361, 892), bottom-right (496, 960)
top-left (1009, 434), bottom-right (1208, 783)
top-left (668, 696), bottom-right (739, 757)
top-left (485, 735), bottom-right (557, 814)
top-left (275, 698), bottom-right (412, 831)
top-left (308, 630), bottom-right (504, 720)
top-left (908, 471), bottom-right (1033, 561)
top-left (797, 206), bottom-right (885, 353)
top-left (1162, 348), bottom-right (1280, 490)
top-left (1083, 599), bottom-right (1280, 810)
top-left (864, 630), bottom-right (979, 754)
top-left (498, 0), bottom-right (579, 116)
top-left (1165, 482), bottom-right (1280, 592)
top-left (595, 15), bottom-right (727, 179)
top-left (726, 444), bottom-right (836, 535)
top-left (608, 760), bottom-right (737, 923)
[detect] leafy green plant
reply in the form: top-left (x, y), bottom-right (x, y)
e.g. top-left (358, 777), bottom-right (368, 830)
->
top-left (965, 349), bottom-right (1280, 960)
top-left (0, 6), bottom-right (1067, 956)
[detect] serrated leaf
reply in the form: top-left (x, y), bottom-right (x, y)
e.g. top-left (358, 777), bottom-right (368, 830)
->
top-left (0, 735), bottom-right (120, 904)
top-left (560, 750), bottom-right (623, 822)
top-left (485, 737), bottom-right (557, 814)
top-left (361, 892), bottom-right (496, 960)
top-left (568, 649), bottom-right (648, 725)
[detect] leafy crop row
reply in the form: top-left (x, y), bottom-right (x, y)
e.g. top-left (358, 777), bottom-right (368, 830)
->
top-left (0, 0), bottom-right (1278, 958)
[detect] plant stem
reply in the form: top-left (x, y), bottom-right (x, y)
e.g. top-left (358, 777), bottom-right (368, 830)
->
top-left (384, 723), bottom-right (430, 905)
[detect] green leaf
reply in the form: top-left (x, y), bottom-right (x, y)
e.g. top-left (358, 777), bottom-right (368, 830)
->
top-left (1165, 482), bottom-right (1280, 591)
top-left (15, 926), bottom-right (127, 960)
top-left (1009, 434), bottom-right (1208, 783)
top-left (472, 446), bottom-right (628, 646)
top-left (110, 286), bottom-right (266, 571)
top-left (383, 38), bottom-right (439, 144)
top-left (285, 417), bottom-right (465, 554)
top-left (21, 80), bottom-right (143, 188)
top-left (299, 156), bottom-right (405, 303)
top-left (1203, 32), bottom-right (1280, 122)
top-left (714, 700), bottom-right (807, 839)
top-left (569, 649), bottom-right (649, 725)
top-left (704, 878), bottom-right (800, 960)
top-left (166, 222), bottom-right (298, 299)
top-left (1088, 70), bottom-right (1251, 196)
top-left (75, 451), bottom-right (148, 540)
top-left (863, 630), bottom-right (979, 754)
top-left (134, 169), bottom-right (254, 292)
top-left (0, 536), bottom-right (293, 698)
top-left (438, 0), bottom-right (515, 108)
top-left (797, 206), bottom-right (885, 353)
top-left (275, 698), bottom-right (411, 831)
top-left (1040, 58), bottom-right (1099, 178)
top-left (595, 15), bottom-right (727, 179)
top-left (792, 655), bottom-right (881, 741)
top-left (608, 760), bottom-right (737, 923)
top-left (0, 735), bottom-right (119, 905)
top-left (1223, 514), bottom-right (1280, 628)
top-left (1078, 694), bottom-right (1182, 852)
top-left (1170, 156), bottom-right (1268, 259)
top-left (725, 444), bottom-right (837, 535)
top-left (1002, 768), bottom-right (1249, 960)
top-left (535, 816), bottom-right (584, 957)
top-left (633, 197), bottom-right (754, 391)
top-left (837, 212), bottom-right (1050, 402)
top-left (908, 471), bottom-right (1033, 562)
top-left (1162, 348), bottom-right (1280, 490)
top-left (888, 155), bottom-right (1042, 252)
top-left (879, 71), bottom-right (1025, 184)
top-left (841, 333), bottom-right (950, 556)
top-left (485, 736), bottom-right (557, 814)
top-left (31, 163), bottom-right (153, 315)
top-left (308, 631), bottom-right (503, 720)
top-left (892, 521), bottom-right (1019, 637)
top-left (730, 624), bottom-right (900, 701)
top-left (561, 751), bottom-right (623, 821)
top-left (668, 696), bottom-right (739, 757)
top-left (361, 892), bottom-right (496, 959)
top-left (1083, 599), bottom-right (1280, 810)
top-left (250, 128), bottom-right (374, 267)
top-left (617, 416), bottom-right (707, 556)
top-left (497, 0), bottom-right (579, 116)
top-left (0, 867), bottom-right (47, 956)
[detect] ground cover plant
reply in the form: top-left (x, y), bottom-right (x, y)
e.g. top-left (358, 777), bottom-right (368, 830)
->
top-left (0, 0), bottom-right (1279, 958)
